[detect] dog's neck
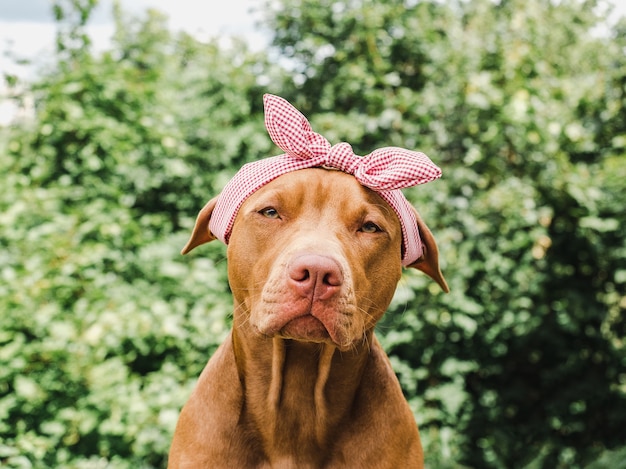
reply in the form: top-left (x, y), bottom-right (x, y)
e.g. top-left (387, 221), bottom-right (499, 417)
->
top-left (231, 324), bottom-right (372, 462)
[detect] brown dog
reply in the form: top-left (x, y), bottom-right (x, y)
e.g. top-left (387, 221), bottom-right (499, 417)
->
top-left (168, 167), bottom-right (448, 468)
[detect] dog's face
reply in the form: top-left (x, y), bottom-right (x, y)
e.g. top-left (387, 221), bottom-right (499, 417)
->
top-left (226, 168), bottom-right (404, 350)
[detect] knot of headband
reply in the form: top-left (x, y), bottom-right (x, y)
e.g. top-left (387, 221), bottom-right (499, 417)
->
top-left (209, 94), bottom-right (442, 265)
top-left (264, 94), bottom-right (440, 191)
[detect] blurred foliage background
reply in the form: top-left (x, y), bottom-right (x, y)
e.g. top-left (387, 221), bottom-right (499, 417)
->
top-left (1, 0), bottom-right (625, 467)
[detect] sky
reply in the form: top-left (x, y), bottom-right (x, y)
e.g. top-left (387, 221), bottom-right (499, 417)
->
top-left (0, 0), bottom-right (265, 72)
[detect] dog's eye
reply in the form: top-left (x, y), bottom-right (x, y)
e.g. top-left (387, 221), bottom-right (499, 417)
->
top-left (360, 221), bottom-right (382, 233)
top-left (259, 207), bottom-right (280, 219)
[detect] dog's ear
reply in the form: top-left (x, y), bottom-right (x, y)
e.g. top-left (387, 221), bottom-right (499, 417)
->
top-left (407, 207), bottom-right (450, 293)
top-left (181, 196), bottom-right (219, 255)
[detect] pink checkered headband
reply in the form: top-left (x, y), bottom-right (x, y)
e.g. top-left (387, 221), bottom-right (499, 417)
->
top-left (208, 94), bottom-right (442, 266)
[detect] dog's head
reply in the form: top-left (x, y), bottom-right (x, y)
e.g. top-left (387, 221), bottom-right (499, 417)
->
top-left (182, 167), bottom-right (447, 350)
top-left (181, 94), bottom-right (447, 349)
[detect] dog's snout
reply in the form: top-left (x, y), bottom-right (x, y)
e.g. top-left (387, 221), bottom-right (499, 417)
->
top-left (288, 254), bottom-right (344, 300)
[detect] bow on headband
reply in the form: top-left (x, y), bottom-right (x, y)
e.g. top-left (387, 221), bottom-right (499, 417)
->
top-left (209, 94), bottom-right (442, 265)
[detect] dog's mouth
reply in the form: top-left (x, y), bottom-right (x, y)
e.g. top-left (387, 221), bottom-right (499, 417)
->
top-left (279, 315), bottom-right (331, 343)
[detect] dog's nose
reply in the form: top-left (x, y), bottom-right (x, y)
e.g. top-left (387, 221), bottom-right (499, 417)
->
top-left (288, 254), bottom-right (344, 301)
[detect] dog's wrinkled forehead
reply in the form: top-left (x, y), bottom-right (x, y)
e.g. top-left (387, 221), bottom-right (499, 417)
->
top-left (208, 94), bottom-right (442, 266)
